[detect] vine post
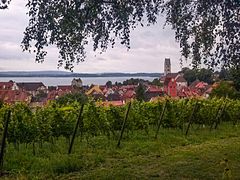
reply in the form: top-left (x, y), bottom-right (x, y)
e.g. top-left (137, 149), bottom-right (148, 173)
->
top-left (214, 102), bottom-right (227, 130)
top-left (210, 100), bottom-right (226, 131)
top-left (0, 109), bottom-right (11, 173)
top-left (68, 104), bottom-right (84, 154)
top-left (117, 102), bottom-right (132, 148)
top-left (155, 100), bottom-right (168, 139)
top-left (185, 102), bottom-right (200, 136)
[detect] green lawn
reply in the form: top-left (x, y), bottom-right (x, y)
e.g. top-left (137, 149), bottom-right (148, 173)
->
top-left (2, 123), bottom-right (240, 179)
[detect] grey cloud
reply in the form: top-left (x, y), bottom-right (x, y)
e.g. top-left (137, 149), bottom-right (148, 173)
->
top-left (0, 42), bottom-right (33, 60)
top-left (96, 57), bottom-right (107, 61)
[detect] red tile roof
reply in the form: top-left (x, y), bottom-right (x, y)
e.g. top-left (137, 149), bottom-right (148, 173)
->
top-left (122, 90), bottom-right (135, 99)
top-left (57, 85), bottom-right (73, 91)
top-left (195, 82), bottom-right (208, 89)
top-left (47, 90), bottom-right (70, 101)
top-left (119, 85), bottom-right (137, 90)
top-left (165, 73), bottom-right (179, 79)
top-left (189, 80), bottom-right (200, 89)
top-left (176, 76), bottom-right (187, 83)
top-left (99, 85), bottom-right (106, 91)
top-left (178, 86), bottom-right (203, 98)
top-left (0, 81), bottom-right (14, 90)
top-left (146, 85), bottom-right (163, 93)
top-left (0, 90), bottom-right (31, 104)
top-left (17, 82), bottom-right (45, 91)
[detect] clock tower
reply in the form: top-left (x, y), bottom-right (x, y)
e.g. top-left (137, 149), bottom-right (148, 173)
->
top-left (164, 58), bottom-right (171, 76)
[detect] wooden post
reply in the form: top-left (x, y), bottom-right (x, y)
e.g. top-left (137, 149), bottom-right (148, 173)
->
top-left (210, 101), bottom-right (226, 131)
top-left (117, 102), bottom-right (131, 148)
top-left (185, 102), bottom-right (199, 136)
top-left (68, 104), bottom-right (84, 154)
top-left (210, 104), bottom-right (222, 131)
top-left (155, 100), bottom-right (168, 139)
top-left (214, 102), bottom-right (227, 130)
top-left (0, 110), bottom-right (11, 172)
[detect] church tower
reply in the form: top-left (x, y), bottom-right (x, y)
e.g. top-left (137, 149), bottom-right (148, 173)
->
top-left (164, 58), bottom-right (171, 76)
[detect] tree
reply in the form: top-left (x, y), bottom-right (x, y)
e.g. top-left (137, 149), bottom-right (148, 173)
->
top-left (164, 0), bottom-right (240, 69)
top-left (105, 81), bottom-right (112, 88)
top-left (218, 67), bottom-right (240, 91)
top-left (229, 67), bottom-right (240, 91)
top-left (210, 81), bottom-right (239, 99)
top-left (219, 68), bottom-right (231, 80)
top-left (183, 68), bottom-right (197, 85)
top-left (1, 0), bottom-right (239, 70)
top-left (56, 92), bottom-right (88, 106)
top-left (135, 83), bottom-right (146, 101)
top-left (197, 68), bottom-right (213, 84)
top-left (151, 78), bottom-right (163, 87)
top-left (182, 67), bottom-right (214, 85)
top-left (0, 0), bottom-right (10, 9)
top-left (21, 0), bottom-right (163, 70)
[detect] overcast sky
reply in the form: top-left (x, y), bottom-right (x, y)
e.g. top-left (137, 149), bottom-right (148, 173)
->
top-left (0, 0), bottom-right (189, 73)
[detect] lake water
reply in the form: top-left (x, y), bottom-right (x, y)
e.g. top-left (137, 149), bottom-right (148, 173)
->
top-left (0, 76), bottom-right (158, 86)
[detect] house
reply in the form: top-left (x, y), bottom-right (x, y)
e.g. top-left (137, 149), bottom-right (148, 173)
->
top-left (119, 85), bottom-right (137, 91)
top-left (202, 86), bottom-right (213, 98)
top-left (46, 90), bottom-right (59, 101)
top-left (106, 91), bottom-right (121, 101)
top-left (57, 85), bottom-right (73, 92)
top-left (122, 90), bottom-right (136, 101)
top-left (104, 88), bottom-right (115, 97)
top-left (163, 73), bottom-right (187, 97)
top-left (0, 90), bottom-right (31, 104)
top-left (177, 87), bottom-right (198, 98)
top-left (46, 89), bottom-right (70, 101)
top-left (86, 85), bottom-right (106, 101)
top-left (47, 86), bottom-right (57, 91)
top-left (164, 73), bottom-right (178, 97)
top-left (71, 78), bottom-right (83, 89)
top-left (0, 81), bottom-right (18, 90)
top-left (189, 80), bottom-right (210, 96)
top-left (189, 80), bottom-right (201, 89)
top-left (175, 76), bottom-right (188, 90)
top-left (16, 82), bottom-right (47, 96)
top-left (177, 80), bottom-right (212, 98)
top-left (159, 76), bottom-right (165, 84)
top-left (86, 85), bottom-right (104, 96)
top-left (145, 85), bottom-right (163, 101)
top-left (92, 93), bottom-right (106, 101)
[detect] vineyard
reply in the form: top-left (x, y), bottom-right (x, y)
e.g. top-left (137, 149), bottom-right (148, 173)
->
top-left (0, 98), bottom-right (240, 179)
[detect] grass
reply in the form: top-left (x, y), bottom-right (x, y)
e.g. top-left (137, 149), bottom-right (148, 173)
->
top-left (1, 122), bottom-right (240, 179)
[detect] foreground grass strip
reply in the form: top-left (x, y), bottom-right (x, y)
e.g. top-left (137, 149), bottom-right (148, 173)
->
top-left (2, 124), bottom-right (240, 179)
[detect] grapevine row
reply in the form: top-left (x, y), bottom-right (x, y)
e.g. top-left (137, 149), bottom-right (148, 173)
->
top-left (0, 98), bottom-right (239, 148)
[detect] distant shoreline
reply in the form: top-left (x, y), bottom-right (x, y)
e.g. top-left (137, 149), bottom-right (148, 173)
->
top-left (0, 72), bottom-right (162, 78)
top-left (0, 76), bottom-right (158, 86)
